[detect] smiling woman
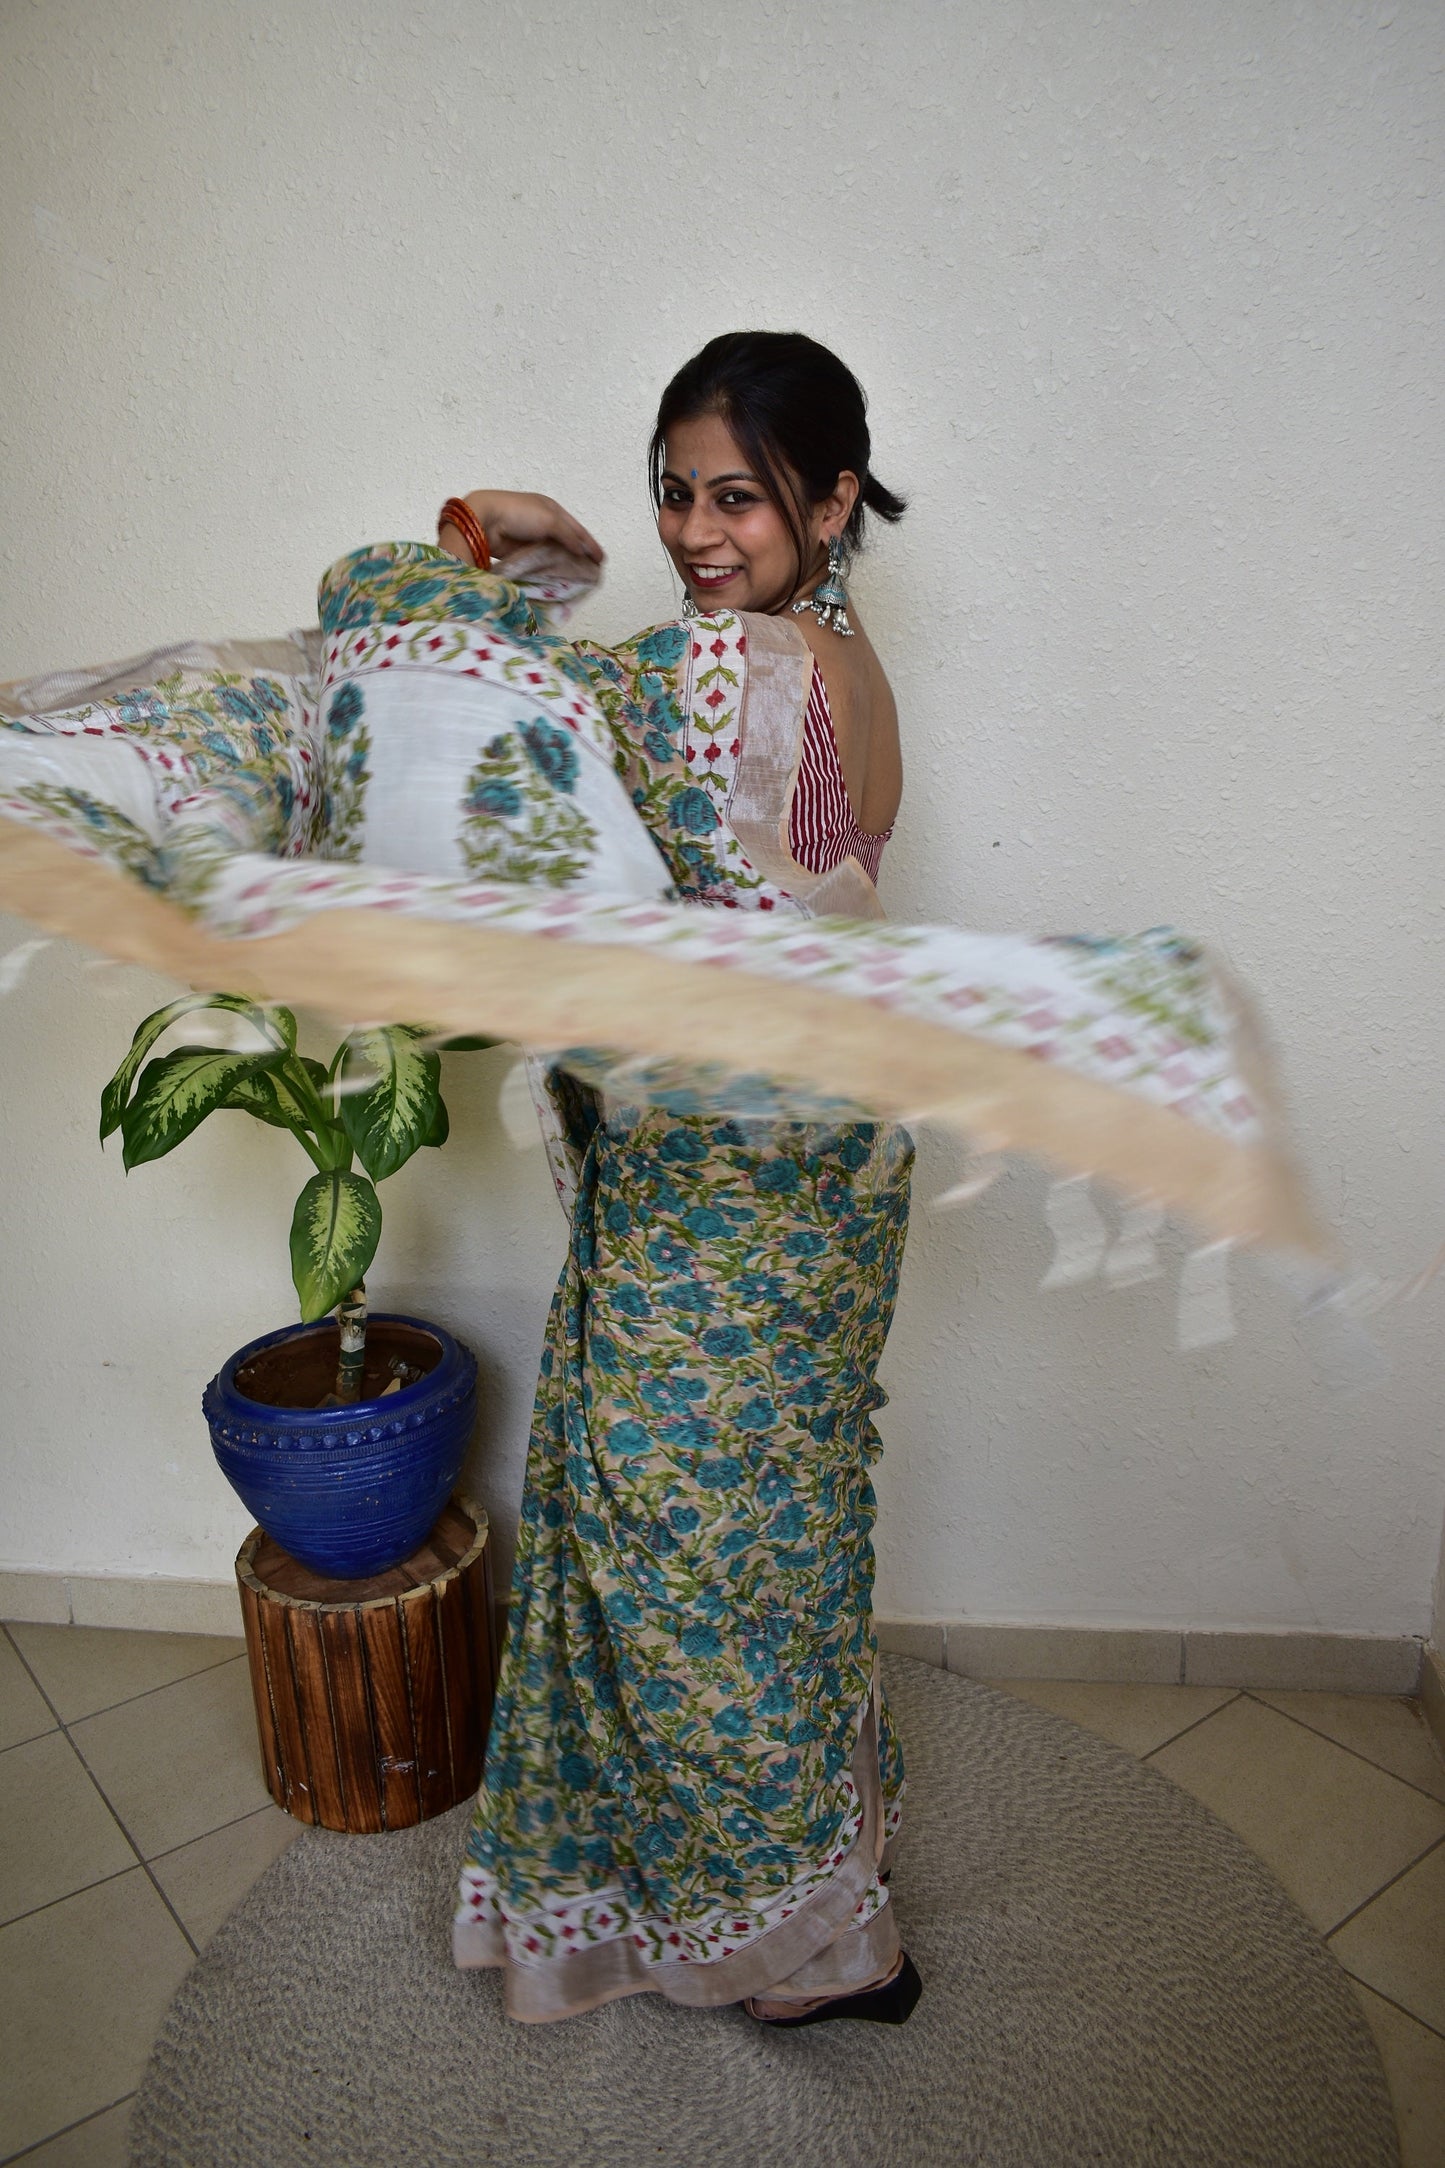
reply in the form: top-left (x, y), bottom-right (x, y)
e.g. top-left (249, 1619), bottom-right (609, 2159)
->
top-left (441, 332), bottom-right (924, 2028)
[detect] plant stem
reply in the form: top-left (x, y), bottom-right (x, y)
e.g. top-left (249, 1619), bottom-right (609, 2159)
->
top-left (334, 1282), bottom-right (367, 1402)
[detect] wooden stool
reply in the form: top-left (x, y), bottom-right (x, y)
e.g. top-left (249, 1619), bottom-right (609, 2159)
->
top-left (236, 1493), bottom-right (498, 1834)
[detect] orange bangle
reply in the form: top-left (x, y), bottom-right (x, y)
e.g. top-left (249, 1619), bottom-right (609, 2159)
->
top-left (438, 497), bottom-right (492, 571)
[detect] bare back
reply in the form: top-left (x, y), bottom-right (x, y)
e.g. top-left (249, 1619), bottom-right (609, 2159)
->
top-left (790, 605), bottom-right (902, 841)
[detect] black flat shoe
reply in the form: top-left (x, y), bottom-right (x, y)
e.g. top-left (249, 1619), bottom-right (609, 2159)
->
top-left (749, 1952), bottom-right (922, 2030)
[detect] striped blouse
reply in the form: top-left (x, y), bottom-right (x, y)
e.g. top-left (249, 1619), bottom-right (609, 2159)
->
top-left (788, 658), bottom-right (893, 885)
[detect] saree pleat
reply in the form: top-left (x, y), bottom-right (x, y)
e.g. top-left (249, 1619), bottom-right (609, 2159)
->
top-left (455, 1102), bottom-right (912, 2015)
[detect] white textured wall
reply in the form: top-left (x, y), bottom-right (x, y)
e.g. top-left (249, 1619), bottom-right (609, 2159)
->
top-left (2, 0), bottom-right (1441, 1632)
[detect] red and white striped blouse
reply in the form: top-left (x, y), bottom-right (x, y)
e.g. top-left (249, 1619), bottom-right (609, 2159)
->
top-left (787, 658), bottom-right (893, 885)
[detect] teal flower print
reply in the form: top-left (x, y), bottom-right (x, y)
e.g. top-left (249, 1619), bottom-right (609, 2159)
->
top-left (695, 1455), bottom-right (742, 1490)
top-left (700, 1325), bottom-right (750, 1358)
top-left (638, 1675), bottom-right (682, 1713)
top-left (327, 682), bottom-right (365, 738)
top-left (116, 689), bottom-right (164, 727)
top-left (658, 1127), bottom-right (709, 1163)
top-left (636, 624), bottom-right (689, 669)
top-left (664, 1418), bottom-right (717, 1453)
top-left (609, 1420), bottom-right (652, 1457)
top-left (470, 777), bottom-right (523, 817)
top-left (669, 786), bottom-right (718, 836)
top-left (520, 717), bottom-right (580, 793)
top-left (396, 576), bottom-right (447, 608)
top-left (218, 685), bottom-right (264, 724)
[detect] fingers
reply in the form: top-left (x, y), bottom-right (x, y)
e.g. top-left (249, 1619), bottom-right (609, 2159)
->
top-left (541, 496), bottom-right (605, 563)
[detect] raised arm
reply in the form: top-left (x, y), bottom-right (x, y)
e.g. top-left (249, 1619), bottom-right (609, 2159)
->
top-left (437, 490), bottom-right (605, 570)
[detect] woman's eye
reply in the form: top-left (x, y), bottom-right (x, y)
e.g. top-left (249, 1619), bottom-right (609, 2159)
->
top-left (720, 492), bottom-right (758, 509)
top-left (661, 489), bottom-right (689, 508)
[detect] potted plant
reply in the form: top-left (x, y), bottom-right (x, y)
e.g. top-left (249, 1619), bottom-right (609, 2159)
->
top-left (100, 992), bottom-right (489, 1579)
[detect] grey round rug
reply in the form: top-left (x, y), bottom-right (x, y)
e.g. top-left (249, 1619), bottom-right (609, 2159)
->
top-left (130, 1657), bottom-right (1397, 2168)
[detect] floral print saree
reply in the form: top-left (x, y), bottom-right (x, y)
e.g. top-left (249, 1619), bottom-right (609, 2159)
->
top-left (452, 597), bottom-right (917, 2013)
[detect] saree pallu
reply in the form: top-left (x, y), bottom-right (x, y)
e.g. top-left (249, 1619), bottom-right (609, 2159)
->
top-left (456, 1103), bottom-right (913, 2015)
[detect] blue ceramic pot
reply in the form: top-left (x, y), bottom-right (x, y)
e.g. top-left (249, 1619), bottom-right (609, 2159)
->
top-left (203, 1314), bottom-right (477, 1580)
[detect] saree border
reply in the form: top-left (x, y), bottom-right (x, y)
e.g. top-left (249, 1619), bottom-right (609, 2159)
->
top-left (453, 1681), bottom-right (899, 2021)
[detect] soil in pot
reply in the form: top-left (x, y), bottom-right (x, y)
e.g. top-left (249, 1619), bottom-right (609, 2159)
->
top-left (234, 1321), bottom-right (442, 1410)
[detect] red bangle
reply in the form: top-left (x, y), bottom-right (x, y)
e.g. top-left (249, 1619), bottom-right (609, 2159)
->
top-left (438, 497), bottom-right (492, 571)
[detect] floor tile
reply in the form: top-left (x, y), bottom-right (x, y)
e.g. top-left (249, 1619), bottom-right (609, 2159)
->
top-left (69, 1656), bottom-right (268, 1859)
top-left (1349, 1980), bottom-right (1445, 2168)
top-left (982, 1680), bottom-right (1236, 1758)
top-left (1252, 1690), bottom-right (1445, 1804)
top-left (17, 2095), bottom-right (134, 2166)
top-left (1331, 1841), bottom-right (1445, 2036)
top-left (0, 1732), bottom-right (135, 1925)
top-left (8, 1621), bottom-right (245, 1725)
top-left (151, 1803), bottom-right (300, 1949)
top-left (1147, 1694), bottom-right (1445, 1933)
top-left (0, 1632), bottom-right (56, 1750)
top-left (0, 1870), bottom-right (191, 2157)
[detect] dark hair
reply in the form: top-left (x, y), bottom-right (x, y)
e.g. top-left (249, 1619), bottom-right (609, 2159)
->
top-left (649, 331), bottom-right (906, 584)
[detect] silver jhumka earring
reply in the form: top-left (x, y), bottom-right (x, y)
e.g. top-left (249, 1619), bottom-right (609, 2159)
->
top-left (792, 535), bottom-right (854, 637)
top-left (681, 592), bottom-right (700, 620)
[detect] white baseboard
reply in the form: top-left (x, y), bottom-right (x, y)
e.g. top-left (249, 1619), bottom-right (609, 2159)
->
top-left (0, 1568), bottom-right (243, 1638)
top-left (875, 1618), bottom-right (1423, 1697)
top-left (0, 1570), bottom-right (1425, 1697)
top-left (1421, 1645), bottom-right (1445, 1754)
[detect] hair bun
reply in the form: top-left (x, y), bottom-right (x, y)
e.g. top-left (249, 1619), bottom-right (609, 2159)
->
top-left (861, 473), bottom-right (907, 525)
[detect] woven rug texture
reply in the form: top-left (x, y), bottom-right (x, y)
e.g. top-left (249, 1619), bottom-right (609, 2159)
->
top-left (129, 1656), bottom-right (1398, 2167)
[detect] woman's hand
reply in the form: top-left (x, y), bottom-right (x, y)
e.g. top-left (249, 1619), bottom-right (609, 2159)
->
top-left (439, 490), bottom-right (604, 566)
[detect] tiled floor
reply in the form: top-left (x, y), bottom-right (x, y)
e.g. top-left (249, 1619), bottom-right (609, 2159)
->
top-left (2, 1628), bottom-right (1443, 2167)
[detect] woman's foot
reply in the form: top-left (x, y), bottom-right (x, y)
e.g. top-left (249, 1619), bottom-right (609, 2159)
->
top-left (744, 1951), bottom-right (922, 2028)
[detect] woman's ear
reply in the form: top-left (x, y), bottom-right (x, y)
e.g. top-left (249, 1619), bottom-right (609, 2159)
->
top-left (817, 469), bottom-right (861, 543)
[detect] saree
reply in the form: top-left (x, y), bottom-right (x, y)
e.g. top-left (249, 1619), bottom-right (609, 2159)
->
top-left (451, 596), bottom-right (916, 2015)
top-left (0, 543), bottom-right (1346, 2016)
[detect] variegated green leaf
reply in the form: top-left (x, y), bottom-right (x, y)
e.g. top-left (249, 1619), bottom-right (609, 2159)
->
top-left (420, 1093), bottom-right (450, 1148)
top-left (271, 1054), bottom-right (331, 1130)
top-left (120, 1049), bottom-right (284, 1170)
top-left (339, 1027), bottom-right (441, 1182)
top-left (219, 1056), bottom-right (351, 1173)
top-left (289, 1170), bottom-right (382, 1323)
top-left (217, 1068), bottom-right (296, 1131)
top-left (100, 994), bottom-right (293, 1141)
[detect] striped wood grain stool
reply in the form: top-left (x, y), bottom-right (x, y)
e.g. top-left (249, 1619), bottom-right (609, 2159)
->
top-left (236, 1494), bottom-right (498, 1833)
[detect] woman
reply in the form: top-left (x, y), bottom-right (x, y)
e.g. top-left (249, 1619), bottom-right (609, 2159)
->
top-left (446, 333), bottom-right (921, 2026)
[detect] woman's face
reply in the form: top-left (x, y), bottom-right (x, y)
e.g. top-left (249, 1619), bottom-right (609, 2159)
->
top-left (657, 411), bottom-right (821, 616)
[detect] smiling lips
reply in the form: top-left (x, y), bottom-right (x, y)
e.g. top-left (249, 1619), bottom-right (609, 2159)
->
top-left (688, 564), bottom-right (743, 590)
